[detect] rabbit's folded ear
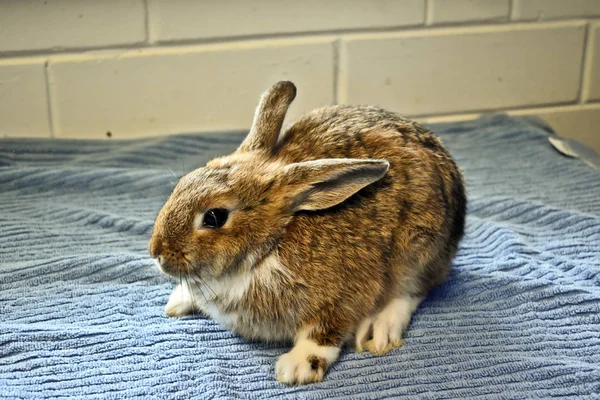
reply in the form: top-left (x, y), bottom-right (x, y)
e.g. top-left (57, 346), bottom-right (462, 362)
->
top-left (281, 159), bottom-right (390, 211)
top-left (239, 81), bottom-right (297, 153)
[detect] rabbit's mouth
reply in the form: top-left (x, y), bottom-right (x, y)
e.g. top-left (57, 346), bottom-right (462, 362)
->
top-left (153, 255), bottom-right (184, 276)
top-left (150, 241), bottom-right (196, 277)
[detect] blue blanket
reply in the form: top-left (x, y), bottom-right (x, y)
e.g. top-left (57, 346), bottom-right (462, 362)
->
top-left (1, 115), bottom-right (599, 399)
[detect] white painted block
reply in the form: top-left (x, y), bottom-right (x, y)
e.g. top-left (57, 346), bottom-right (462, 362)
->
top-left (428, 0), bottom-right (509, 24)
top-left (148, 0), bottom-right (425, 42)
top-left (49, 39), bottom-right (334, 139)
top-left (0, 0), bottom-right (146, 53)
top-left (340, 22), bottom-right (586, 116)
top-left (584, 22), bottom-right (600, 101)
top-left (419, 113), bottom-right (480, 124)
top-left (512, 104), bottom-right (600, 153)
top-left (513, 0), bottom-right (600, 20)
top-left (0, 60), bottom-right (51, 138)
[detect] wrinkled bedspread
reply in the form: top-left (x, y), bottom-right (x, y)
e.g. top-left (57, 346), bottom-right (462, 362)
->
top-left (1, 115), bottom-right (599, 399)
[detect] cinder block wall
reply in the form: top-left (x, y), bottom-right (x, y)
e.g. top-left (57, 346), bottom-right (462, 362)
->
top-left (1, 0), bottom-right (599, 152)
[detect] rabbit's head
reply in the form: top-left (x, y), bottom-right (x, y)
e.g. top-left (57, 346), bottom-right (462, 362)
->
top-left (149, 81), bottom-right (388, 279)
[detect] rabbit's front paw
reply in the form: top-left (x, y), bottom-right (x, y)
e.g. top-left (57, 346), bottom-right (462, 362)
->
top-left (276, 329), bottom-right (340, 385)
top-left (164, 283), bottom-right (196, 317)
top-left (276, 351), bottom-right (327, 385)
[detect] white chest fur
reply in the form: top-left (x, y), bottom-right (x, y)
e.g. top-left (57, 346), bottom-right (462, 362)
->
top-left (165, 252), bottom-right (293, 342)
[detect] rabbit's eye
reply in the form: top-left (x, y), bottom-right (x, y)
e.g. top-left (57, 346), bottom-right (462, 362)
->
top-left (203, 208), bottom-right (229, 229)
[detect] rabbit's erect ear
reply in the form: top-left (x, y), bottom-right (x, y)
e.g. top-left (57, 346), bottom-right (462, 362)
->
top-left (281, 159), bottom-right (390, 212)
top-left (239, 81), bottom-right (297, 152)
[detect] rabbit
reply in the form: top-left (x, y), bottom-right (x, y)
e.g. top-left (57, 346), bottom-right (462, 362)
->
top-left (149, 81), bottom-right (466, 385)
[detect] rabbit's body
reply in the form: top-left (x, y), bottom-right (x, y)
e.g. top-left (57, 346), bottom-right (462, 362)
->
top-left (150, 83), bottom-right (466, 385)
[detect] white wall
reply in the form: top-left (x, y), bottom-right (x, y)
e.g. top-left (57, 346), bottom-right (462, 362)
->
top-left (0, 0), bottom-right (599, 152)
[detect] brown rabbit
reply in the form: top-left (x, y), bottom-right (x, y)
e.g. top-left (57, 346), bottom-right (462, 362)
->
top-left (149, 81), bottom-right (466, 385)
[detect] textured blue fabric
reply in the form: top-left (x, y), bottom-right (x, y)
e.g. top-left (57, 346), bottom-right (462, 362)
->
top-left (1, 115), bottom-right (599, 399)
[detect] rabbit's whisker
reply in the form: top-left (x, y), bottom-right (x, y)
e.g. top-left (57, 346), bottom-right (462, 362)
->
top-left (183, 276), bottom-right (202, 316)
top-left (130, 211), bottom-right (155, 223)
top-left (180, 157), bottom-right (186, 176)
top-left (190, 269), bottom-right (217, 299)
top-left (187, 273), bottom-right (209, 305)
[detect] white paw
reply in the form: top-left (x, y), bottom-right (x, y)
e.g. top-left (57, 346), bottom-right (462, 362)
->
top-left (276, 350), bottom-right (325, 385)
top-left (276, 330), bottom-right (340, 385)
top-left (164, 283), bottom-right (196, 317)
top-left (358, 296), bottom-right (423, 355)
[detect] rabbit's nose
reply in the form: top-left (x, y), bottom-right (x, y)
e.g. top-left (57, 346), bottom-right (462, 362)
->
top-left (148, 236), bottom-right (163, 259)
top-left (155, 254), bottom-right (179, 275)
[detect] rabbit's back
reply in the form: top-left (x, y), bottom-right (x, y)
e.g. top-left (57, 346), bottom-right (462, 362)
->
top-left (275, 105), bottom-right (466, 300)
top-left (276, 105), bottom-right (432, 161)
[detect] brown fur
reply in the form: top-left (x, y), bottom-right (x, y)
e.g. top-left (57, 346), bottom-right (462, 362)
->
top-left (149, 81), bottom-right (466, 383)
